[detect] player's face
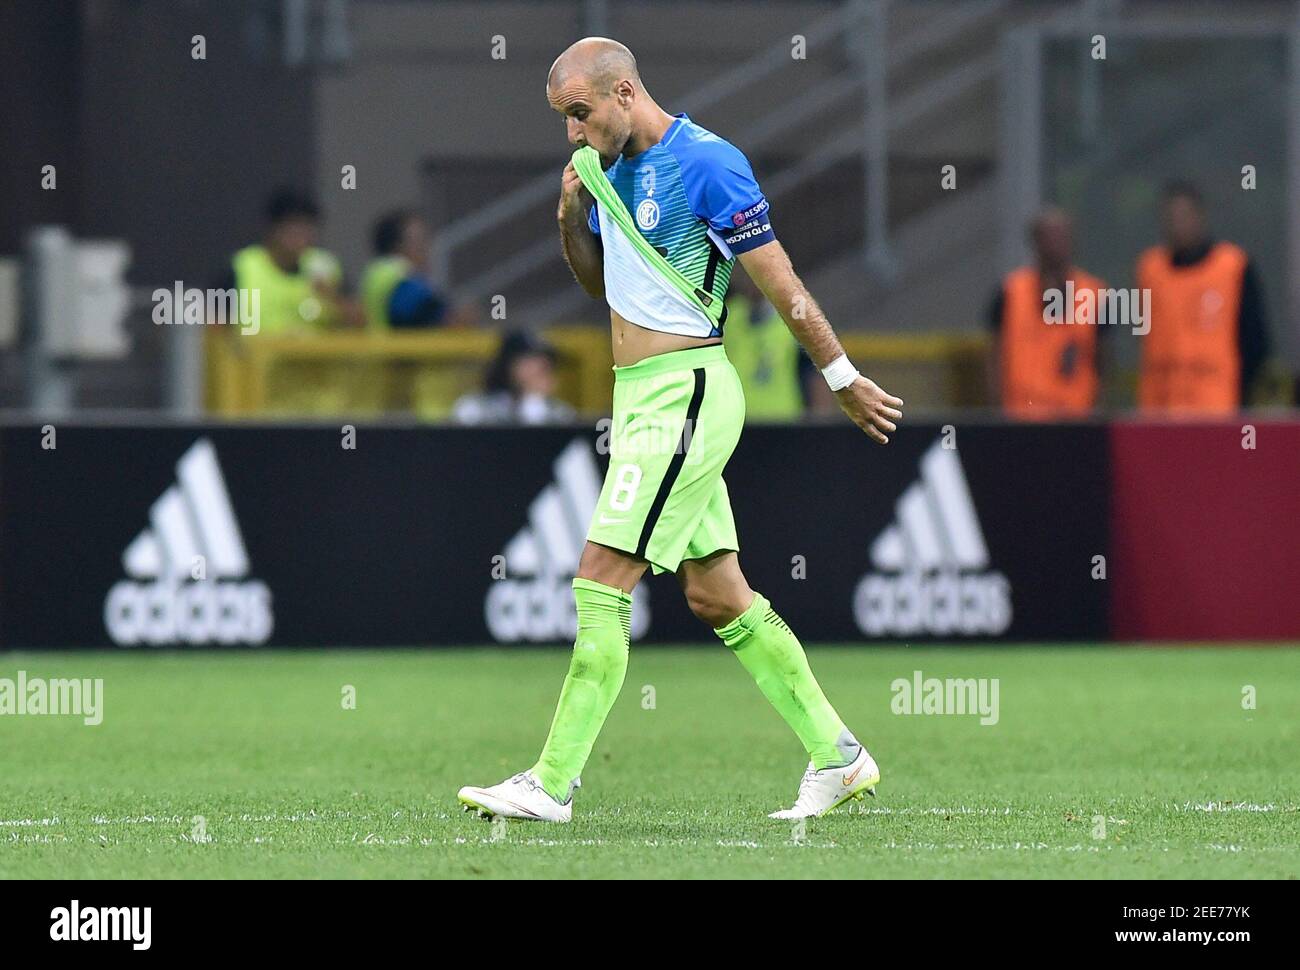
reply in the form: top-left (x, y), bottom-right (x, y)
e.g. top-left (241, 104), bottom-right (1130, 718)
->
top-left (1162, 196), bottom-right (1206, 251)
top-left (1034, 218), bottom-right (1072, 267)
top-left (511, 353), bottom-right (556, 397)
top-left (401, 217), bottom-right (431, 268)
top-left (548, 77), bottom-right (631, 164)
top-left (270, 217), bottom-right (317, 260)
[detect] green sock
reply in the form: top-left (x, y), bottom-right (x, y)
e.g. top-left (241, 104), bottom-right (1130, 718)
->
top-left (531, 577), bottom-right (632, 801)
top-left (715, 592), bottom-right (857, 770)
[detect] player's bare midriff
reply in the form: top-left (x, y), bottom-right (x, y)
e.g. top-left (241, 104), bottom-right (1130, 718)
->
top-left (610, 307), bottom-right (722, 367)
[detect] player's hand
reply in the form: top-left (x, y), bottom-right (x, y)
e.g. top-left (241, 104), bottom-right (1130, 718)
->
top-left (557, 161), bottom-right (591, 225)
top-left (835, 376), bottom-right (903, 444)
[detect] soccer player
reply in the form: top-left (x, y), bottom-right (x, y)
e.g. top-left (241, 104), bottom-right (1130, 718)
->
top-left (458, 38), bottom-right (903, 821)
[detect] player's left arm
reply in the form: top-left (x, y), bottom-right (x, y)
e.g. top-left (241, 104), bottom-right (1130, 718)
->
top-left (738, 241), bottom-right (903, 444)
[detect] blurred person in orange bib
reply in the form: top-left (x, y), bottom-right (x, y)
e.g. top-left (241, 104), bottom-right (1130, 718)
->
top-left (988, 208), bottom-right (1105, 420)
top-left (1136, 180), bottom-right (1270, 416)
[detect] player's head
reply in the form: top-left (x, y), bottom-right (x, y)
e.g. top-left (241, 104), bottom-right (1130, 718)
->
top-left (486, 330), bottom-right (559, 398)
top-left (546, 37), bottom-right (643, 163)
top-left (264, 189), bottom-right (320, 260)
top-left (373, 209), bottom-right (431, 268)
top-left (1029, 207), bottom-right (1073, 270)
top-left (1160, 179), bottom-right (1207, 251)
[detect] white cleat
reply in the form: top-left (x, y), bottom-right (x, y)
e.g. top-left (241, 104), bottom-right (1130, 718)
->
top-left (768, 746), bottom-right (880, 819)
top-left (457, 771), bottom-right (576, 823)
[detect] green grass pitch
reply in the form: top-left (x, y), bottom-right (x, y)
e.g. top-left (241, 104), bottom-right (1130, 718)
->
top-left (1, 646), bottom-right (1296, 879)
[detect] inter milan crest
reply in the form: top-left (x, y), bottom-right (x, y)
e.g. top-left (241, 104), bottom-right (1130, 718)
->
top-left (637, 198), bottom-right (660, 229)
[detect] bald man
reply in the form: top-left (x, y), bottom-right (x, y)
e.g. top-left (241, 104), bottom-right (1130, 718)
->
top-left (459, 38), bottom-right (903, 823)
top-left (988, 208), bottom-right (1107, 419)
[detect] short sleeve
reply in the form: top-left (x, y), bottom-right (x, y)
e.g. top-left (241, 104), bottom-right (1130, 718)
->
top-left (682, 139), bottom-right (776, 254)
top-left (587, 202), bottom-right (600, 236)
top-left (388, 277), bottom-right (448, 328)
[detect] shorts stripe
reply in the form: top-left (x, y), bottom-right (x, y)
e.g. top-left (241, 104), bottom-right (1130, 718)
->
top-left (634, 367), bottom-right (706, 559)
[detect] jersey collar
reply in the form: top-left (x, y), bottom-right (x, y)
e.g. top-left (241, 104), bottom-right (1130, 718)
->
top-left (663, 113), bottom-right (689, 147)
top-left (624, 113), bottom-right (688, 162)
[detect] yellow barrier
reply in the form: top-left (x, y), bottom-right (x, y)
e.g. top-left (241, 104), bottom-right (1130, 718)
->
top-left (838, 333), bottom-right (990, 408)
top-left (205, 326), bottom-right (614, 419)
top-left (204, 327), bottom-right (990, 418)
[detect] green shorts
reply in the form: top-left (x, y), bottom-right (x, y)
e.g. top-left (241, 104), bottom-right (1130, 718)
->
top-left (586, 344), bottom-right (745, 575)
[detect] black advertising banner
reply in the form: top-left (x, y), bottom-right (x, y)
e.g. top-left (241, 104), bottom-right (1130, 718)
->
top-left (729, 423), bottom-right (1110, 643)
top-left (0, 422), bottom-right (1109, 648)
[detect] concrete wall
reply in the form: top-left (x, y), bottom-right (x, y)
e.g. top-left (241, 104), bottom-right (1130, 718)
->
top-left (313, 0), bottom-right (844, 275)
top-left (0, 0), bottom-right (317, 287)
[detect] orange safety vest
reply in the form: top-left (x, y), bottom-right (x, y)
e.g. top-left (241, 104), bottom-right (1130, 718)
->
top-left (1136, 242), bottom-right (1247, 415)
top-left (999, 266), bottom-right (1103, 419)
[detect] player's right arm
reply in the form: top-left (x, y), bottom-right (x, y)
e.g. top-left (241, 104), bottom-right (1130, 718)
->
top-left (557, 161), bottom-right (604, 298)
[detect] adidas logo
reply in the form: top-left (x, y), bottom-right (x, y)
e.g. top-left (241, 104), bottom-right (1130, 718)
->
top-left (854, 439), bottom-right (1012, 637)
top-left (104, 438), bottom-right (273, 646)
top-left (486, 438), bottom-right (649, 642)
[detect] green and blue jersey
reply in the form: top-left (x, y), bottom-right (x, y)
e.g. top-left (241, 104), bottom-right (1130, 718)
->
top-left (587, 113), bottom-right (775, 339)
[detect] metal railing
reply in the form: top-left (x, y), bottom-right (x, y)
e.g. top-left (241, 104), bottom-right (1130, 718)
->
top-left (434, 0), bottom-right (1010, 324)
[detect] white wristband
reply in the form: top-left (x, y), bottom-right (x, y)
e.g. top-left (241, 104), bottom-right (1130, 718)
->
top-left (821, 354), bottom-right (860, 392)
